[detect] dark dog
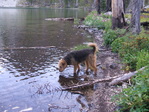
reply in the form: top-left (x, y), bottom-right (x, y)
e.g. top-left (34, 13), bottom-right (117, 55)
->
top-left (58, 43), bottom-right (98, 74)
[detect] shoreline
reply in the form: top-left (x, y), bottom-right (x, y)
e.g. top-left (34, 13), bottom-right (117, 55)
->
top-left (79, 25), bottom-right (124, 112)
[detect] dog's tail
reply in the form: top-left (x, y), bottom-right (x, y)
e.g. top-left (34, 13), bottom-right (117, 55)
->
top-left (88, 43), bottom-right (98, 54)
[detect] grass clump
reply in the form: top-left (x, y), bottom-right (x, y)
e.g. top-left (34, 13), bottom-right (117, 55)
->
top-left (103, 28), bottom-right (126, 47)
top-left (72, 44), bottom-right (90, 51)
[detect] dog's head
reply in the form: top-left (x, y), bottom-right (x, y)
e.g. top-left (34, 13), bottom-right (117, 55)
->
top-left (58, 59), bottom-right (67, 72)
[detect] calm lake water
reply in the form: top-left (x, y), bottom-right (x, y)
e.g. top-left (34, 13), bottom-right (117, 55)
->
top-left (0, 8), bottom-right (92, 112)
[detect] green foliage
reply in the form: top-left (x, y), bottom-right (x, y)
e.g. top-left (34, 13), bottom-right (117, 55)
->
top-left (141, 12), bottom-right (149, 22)
top-left (25, 0), bottom-right (97, 8)
top-left (111, 30), bottom-right (149, 70)
top-left (136, 50), bottom-right (149, 70)
top-left (111, 30), bottom-right (149, 111)
top-left (144, 8), bottom-right (149, 12)
top-left (83, 11), bottom-right (111, 30)
top-left (125, 12), bottom-right (149, 23)
top-left (111, 36), bottom-right (126, 53)
top-left (74, 18), bottom-right (80, 25)
top-left (103, 29), bottom-right (118, 46)
top-left (84, 10), bottom-right (149, 112)
top-left (103, 28), bottom-right (126, 47)
top-left (124, 13), bottom-right (131, 19)
top-left (114, 67), bottom-right (149, 112)
top-left (101, 12), bottom-right (112, 18)
top-left (72, 44), bottom-right (90, 51)
top-left (100, 0), bottom-right (106, 11)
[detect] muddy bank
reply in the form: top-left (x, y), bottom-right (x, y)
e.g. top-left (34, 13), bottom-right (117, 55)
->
top-left (77, 25), bottom-right (125, 112)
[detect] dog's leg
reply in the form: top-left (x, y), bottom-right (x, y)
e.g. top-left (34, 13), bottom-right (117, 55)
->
top-left (93, 66), bottom-right (97, 74)
top-left (85, 61), bottom-right (89, 73)
top-left (89, 63), bottom-right (97, 74)
top-left (89, 56), bottom-right (97, 74)
top-left (76, 64), bottom-right (80, 74)
top-left (92, 60), bottom-right (97, 75)
top-left (73, 65), bottom-right (77, 74)
top-left (77, 64), bottom-right (80, 71)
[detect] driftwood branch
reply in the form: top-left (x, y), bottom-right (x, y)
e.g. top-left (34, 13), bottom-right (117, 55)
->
top-left (109, 67), bottom-right (146, 86)
top-left (45, 18), bottom-right (84, 21)
top-left (62, 67), bottom-right (146, 91)
top-left (45, 18), bottom-right (74, 21)
top-left (62, 76), bottom-right (119, 91)
top-left (34, 67), bottom-right (146, 94)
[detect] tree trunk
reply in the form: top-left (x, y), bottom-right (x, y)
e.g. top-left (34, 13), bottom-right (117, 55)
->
top-left (141, 0), bottom-right (145, 9)
top-left (131, 0), bottom-right (141, 34)
top-left (95, 0), bottom-right (101, 14)
top-left (112, 0), bottom-right (126, 29)
top-left (75, 0), bottom-right (78, 8)
top-left (106, 0), bottom-right (111, 12)
top-left (68, 0), bottom-right (71, 8)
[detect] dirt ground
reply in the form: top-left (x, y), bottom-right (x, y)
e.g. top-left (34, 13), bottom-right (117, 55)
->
top-left (83, 28), bottom-right (125, 112)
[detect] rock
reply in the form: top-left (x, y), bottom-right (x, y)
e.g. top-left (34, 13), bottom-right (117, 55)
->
top-left (109, 63), bottom-right (117, 69)
top-left (144, 5), bottom-right (149, 9)
top-left (104, 11), bottom-right (112, 16)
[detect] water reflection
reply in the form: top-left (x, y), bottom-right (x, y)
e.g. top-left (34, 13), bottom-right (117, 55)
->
top-left (0, 8), bottom-right (92, 112)
top-left (0, 8), bottom-right (88, 48)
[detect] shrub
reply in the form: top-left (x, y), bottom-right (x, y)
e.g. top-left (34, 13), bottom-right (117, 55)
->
top-left (135, 31), bottom-right (149, 50)
top-left (136, 50), bottom-right (149, 70)
top-left (74, 18), bottom-right (80, 25)
top-left (111, 37), bottom-right (124, 53)
top-left (103, 29), bottom-right (118, 46)
top-left (111, 31), bottom-right (149, 70)
top-left (114, 67), bottom-right (149, 112)
top-left (101, 12), bottom-right (112, 18)
top-left (103, 28), bottom-right (126, 47)
top-left (83, 11), bottom-right (111, 30)
top-left (111, 32), bottom-right (129, 53)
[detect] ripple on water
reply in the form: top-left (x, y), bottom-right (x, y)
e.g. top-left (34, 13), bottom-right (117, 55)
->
top-left (0, 47), bottom-right (87, 112)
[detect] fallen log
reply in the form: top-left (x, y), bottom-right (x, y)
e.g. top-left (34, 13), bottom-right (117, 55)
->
top-left (109, 67), bottom-right (146, 86)
top-left (141, 22), bottom-right (149, 27)
top-left (141, 10), bottom-right (149, 13)
top-left (45, 17), bottom-right (84, 21)
top-left (62, 67), bottom-right (146, 91)
top-left (45, 18), bottom-right (74, 21)
top-left (62, 75), bottom-right (119, 91)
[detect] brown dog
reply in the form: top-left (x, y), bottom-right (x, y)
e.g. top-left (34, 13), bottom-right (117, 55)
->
top-left (58, 43), bottom-right (98, 74)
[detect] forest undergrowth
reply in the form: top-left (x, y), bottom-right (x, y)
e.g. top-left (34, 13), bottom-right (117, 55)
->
top-left (83, 10), bottom-right (149, 112)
